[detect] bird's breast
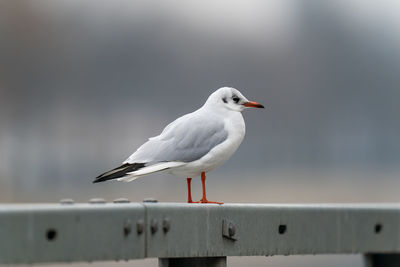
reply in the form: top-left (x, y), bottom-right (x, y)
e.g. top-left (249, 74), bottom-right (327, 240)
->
top-left (192, 113), bottom-right (245, 170)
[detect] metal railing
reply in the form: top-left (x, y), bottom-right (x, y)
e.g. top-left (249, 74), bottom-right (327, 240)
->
top-left (1, 201), bottom-right (400, 266)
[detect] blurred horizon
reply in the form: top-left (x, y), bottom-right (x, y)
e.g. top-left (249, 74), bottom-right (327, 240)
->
top-left (1, 0), bottom-right (400, 203)
top-left (1, 1), bottom-right (399, 266)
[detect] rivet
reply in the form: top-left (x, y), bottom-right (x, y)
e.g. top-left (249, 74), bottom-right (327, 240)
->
top-left (124, 219), bottom-right (131, 236)
top-left (163, 218), bottom-right (171, 233)
top-left (113, 198), bottom-right (130, 203)
top-left (59, 198), bottom-right (74, 205)
top-left (151, 219), bottom-right (158, 234)
top-left (89, 198), bottom-right (106, 204)
top-left (143, 198), bottom-right (158, 203)
top-left (136, 219), bottom-right (144, 234)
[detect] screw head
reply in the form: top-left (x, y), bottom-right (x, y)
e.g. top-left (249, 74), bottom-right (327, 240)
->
top-left (150, 219), bottom-right (158, 234)
top-left (163, 218), bottom-right (171, 233)
top-left (136, 219), bottom-right (144, 235)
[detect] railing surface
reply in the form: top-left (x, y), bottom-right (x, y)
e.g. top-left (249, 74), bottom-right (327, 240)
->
top-left (1, 202), bottom-right (400, 266)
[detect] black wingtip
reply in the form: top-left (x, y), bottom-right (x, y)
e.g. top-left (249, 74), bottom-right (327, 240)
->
top-left (93, 163), bottom-right (146, 184)
top-left (92, 173), bottom-right (110, 184)
top-left (92, 178), bottom-right (106, 184)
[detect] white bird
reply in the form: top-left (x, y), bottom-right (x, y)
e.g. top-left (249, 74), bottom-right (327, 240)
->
top-left (93, 87), bottom-right (264, 204)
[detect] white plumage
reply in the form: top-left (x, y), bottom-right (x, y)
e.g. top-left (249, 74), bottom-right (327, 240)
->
top-left (94, 87), bottom-right (264, 191)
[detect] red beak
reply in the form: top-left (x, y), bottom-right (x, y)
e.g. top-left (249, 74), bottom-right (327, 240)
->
top-left (243, 101), bottom-right (264, 108)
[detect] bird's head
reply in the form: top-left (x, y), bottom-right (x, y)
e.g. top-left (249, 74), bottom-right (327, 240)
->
top-left (206, 87), bottom-right (264, 112)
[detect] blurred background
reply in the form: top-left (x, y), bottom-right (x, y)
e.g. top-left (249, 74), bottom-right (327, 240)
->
top-left (1, 0), bottom-right (399, 266)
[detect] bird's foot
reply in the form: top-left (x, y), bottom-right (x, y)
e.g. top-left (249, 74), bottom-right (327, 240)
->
top-left (188, 198), bottom-right (223, 205)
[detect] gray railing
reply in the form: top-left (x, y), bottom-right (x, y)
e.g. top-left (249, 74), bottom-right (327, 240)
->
top-left (1, 201), bottom-right (400, 266)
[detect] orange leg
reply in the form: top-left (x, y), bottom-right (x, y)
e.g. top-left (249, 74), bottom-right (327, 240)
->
top-left (187, 178), bottom-right (194, 203)
top-left (198, 172), bottom-right (223, 204)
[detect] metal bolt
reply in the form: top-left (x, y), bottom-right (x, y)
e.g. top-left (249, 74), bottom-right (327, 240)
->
top-left (136, 219), bottom-right (144, 235)
top-left (113, 198), bottom-right (130, 203)
top-left (59, 198), bottom-right (74, 205)
top-left (228, 222), bottom-right (236, 237)
top-left (163, 218), bottom-right (171, 233)
top-left (143, 198), bottom-right (158, 203)
top-left (150, 218), bottom-right (158, 234)
top-left (222, 219), bottom-right (237, 241)
top-left (123, 219), bottom-right (131, 236)
top-left (89, 198), bottom-right (106, 204)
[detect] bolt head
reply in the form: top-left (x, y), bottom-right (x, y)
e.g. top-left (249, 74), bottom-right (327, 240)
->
top-left (150, 218), bottom-right (158, 234)
top-left (136, 219), bottom-right (144, 234)
top-left (228, 222), bottom-right (236, 237)
top-left (163, 218), bottom-right (171, 233)
top-left (123, 219), bottom-right (132, 236)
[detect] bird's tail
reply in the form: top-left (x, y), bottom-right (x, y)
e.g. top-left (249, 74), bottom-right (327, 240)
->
top-left (93, 162), bottom-right (185, 183)
top-left (93, 163), bottom-right (146, 183)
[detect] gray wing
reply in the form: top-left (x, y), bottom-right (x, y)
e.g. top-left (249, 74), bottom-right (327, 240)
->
top-left (124, 112), bottom-right (228, 164)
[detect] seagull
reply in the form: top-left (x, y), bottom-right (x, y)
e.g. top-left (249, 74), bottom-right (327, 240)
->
top-left (93, 87), bottom-right (264, 204)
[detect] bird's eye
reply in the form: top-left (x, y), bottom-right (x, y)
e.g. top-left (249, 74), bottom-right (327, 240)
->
top-left (232, 96), bottom-right (240, 103)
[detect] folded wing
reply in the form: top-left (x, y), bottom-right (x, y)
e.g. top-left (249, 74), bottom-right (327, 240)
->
top-left (94, 112), bottom-right (228, 183)
top-left (125, 112), bottom-right (228, 164)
